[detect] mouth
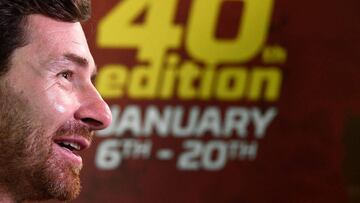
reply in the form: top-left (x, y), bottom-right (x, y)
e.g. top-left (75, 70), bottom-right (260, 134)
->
top-left (53, 136), bottom-right (91, 166)
top-left (54, 137), bottom-right (89, 152)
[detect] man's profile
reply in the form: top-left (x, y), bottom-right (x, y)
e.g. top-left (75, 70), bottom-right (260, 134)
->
top-left (0, 0), bottom-right (111, 202)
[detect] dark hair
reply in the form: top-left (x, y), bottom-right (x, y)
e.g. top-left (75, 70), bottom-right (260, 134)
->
top-left (0, 0), bottom-right (91, 76)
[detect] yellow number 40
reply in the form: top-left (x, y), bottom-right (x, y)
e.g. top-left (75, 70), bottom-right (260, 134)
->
top-left (98, 0), bottom-right (274, 65)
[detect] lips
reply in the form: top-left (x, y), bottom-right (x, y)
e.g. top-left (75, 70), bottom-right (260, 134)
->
top-left (53, 136), bottom-right (91, 166)
top-left (54, 136), bottom-right (90, 152)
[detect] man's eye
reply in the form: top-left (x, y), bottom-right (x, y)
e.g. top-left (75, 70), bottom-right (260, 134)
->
top-left (60, 71), bottom-right (73, 80)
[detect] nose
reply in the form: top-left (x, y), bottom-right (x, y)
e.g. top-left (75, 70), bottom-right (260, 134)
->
top-left (74, 86), bottom-right (112, 130)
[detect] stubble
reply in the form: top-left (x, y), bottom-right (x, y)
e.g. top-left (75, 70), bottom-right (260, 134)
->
top-left (0, 81), bottom-right (83, 201)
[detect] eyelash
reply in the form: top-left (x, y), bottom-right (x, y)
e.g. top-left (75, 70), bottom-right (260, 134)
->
top-left (60, 71), bottom-right (73, 80)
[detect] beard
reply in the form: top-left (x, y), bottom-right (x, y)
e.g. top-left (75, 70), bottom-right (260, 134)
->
top-left (0, 81), bottom-right (92, 201)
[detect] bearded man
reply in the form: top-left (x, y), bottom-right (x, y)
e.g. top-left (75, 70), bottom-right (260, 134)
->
top-left (0, 0), bottom-right (112, 202)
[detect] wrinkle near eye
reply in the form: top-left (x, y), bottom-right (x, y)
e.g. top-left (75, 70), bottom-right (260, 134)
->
top-left (42, 80), bottom-right (74, 94)
top-left (29, 82), bottom-right (59, 99)
top-left (43, 82), bottom-right (58, 92)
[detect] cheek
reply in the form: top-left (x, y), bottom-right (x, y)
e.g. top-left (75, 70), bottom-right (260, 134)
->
top-left (45, 90), bottom-right (79, 118)
top-left (54, 103), bottom-right (66, 113)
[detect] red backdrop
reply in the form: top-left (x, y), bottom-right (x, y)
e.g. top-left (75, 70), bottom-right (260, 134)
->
top-left (48, 0), bottom-right (360, 202)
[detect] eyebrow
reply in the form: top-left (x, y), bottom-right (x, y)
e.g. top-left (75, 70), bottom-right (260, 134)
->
top-left (63, 53), bottom-right (97, 76)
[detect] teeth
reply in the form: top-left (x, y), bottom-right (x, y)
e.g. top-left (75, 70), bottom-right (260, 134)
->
top-left (59, 141), bottom-right (81, 151)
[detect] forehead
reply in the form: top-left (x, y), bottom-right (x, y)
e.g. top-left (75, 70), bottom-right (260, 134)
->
top-left (24, 14), bottom-right (95, 69)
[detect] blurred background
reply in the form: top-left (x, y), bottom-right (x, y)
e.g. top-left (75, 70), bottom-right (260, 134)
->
top-left (48, 0), bottom-right (360, 202)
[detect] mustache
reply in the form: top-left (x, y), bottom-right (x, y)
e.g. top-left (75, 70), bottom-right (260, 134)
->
top-left (54, 121), bottom-right (94, 142)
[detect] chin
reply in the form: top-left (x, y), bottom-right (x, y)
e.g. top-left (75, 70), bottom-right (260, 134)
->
top-left (29, 148), bottom-right (83, 202)
top-left (46, 151), bottom-right (83, 201)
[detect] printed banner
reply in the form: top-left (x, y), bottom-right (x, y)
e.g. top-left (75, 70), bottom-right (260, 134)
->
top-left (54, 0), bottom-right (360, 202)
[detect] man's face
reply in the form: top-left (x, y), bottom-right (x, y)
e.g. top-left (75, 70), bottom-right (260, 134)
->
top-left (0, 15), bottom-right (111, 201)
